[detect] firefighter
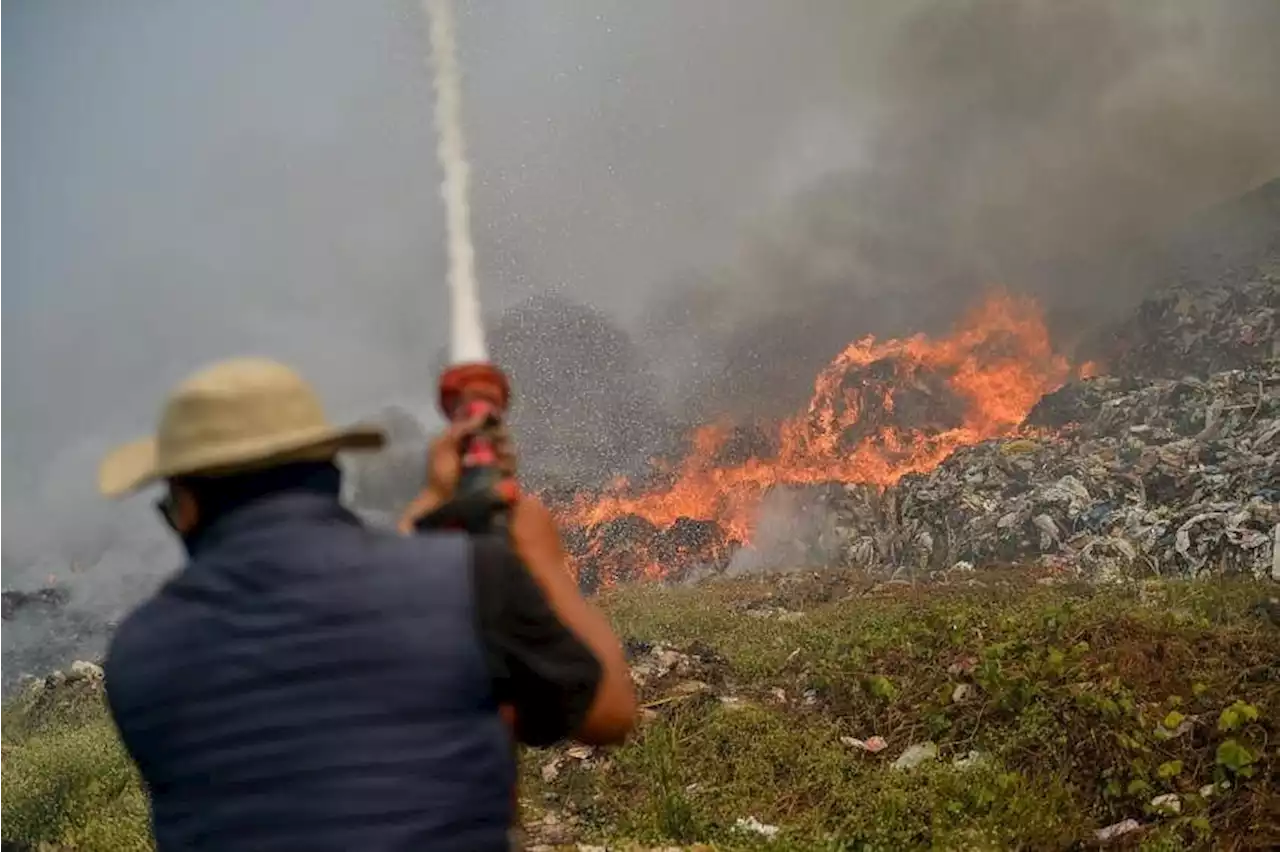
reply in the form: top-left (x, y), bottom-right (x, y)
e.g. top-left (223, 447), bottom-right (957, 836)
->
top-left (99, 357), bottom-right (636, 851)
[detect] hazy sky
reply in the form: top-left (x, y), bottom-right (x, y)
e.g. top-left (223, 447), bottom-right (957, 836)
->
top-left (3, 1), bottom-right (853, 524)
top-left (4, 0), bottom-right (1279, 601)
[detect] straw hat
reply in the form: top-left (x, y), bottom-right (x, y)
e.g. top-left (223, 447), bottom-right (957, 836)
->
top-left (98, 357), bottom-right (386, 497)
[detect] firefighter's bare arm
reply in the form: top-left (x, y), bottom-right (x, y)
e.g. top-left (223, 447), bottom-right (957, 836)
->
top-left (402, 423), bottom-right (636, 745)
top-left (507, 495), bottom-right (636, 744)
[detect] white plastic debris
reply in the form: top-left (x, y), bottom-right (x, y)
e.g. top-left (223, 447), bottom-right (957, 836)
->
top-left (951, 683), bottom-right (975, 704)
top-left (1199, 781), bottom-right (1230, 798)
top-left (566, 745), bottom-right (594, 761)
top-left (733, 816), bottom-right (780, 839)
top-left (952, 750), bottom-right (989, 770)
top-left (841, 735), bottom-right (888, 753)
top-left (1150, 793), bottom-right (1182, 815)
top-left (891, 741), bottom-right (939, 770)
top-left (67, 660), bottom-right (104, 681)
top-left (1095, 818), bottom-right (1142, 842)
top-left (672, 679), bottom-right (711, 696)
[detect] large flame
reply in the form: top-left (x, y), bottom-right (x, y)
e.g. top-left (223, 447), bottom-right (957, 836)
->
top-left (559, 291), bottom-right (1074, 583)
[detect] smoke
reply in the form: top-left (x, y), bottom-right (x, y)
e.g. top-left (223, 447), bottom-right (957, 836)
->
top-left (643, 0), bottom-right (1280, 420)
top-left (4, 0), bottom-right (1279, 684)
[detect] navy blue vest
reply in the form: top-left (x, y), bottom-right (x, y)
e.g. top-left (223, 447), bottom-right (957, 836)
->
top-left (104, 489), bottom-right (515, 851)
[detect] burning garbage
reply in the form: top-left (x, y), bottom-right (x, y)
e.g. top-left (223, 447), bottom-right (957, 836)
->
top-left (557, 291), bottom-right (1077, 585)
top-left (556, 275), bottom-right (1280, 586)
top-left (318, 269), bottom-right (1280, 588)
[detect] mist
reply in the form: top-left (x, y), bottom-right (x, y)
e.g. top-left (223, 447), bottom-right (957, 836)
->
top-left (4, 1), bottom-right (1280, 680)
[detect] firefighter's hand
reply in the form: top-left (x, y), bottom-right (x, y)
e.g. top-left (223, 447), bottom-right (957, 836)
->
top-left (397, 415), bottom-right (515, 533)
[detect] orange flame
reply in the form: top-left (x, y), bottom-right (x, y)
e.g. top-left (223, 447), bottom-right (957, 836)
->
top-left (560, 291), bottom-right (1072, 581)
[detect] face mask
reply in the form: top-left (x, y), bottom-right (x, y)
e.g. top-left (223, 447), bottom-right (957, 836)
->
top-left (155, 492), bottom-right (181, 533)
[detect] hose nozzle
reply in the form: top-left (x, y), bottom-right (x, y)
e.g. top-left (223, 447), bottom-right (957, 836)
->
top-left (422, 361), bottom-right (520, 534)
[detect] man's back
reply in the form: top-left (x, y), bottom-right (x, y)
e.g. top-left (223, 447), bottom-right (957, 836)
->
top-left (105, 489), bottom-right (514, 852)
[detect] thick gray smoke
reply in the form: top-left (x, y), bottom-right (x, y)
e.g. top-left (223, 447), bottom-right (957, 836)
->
top-left (643, 0), bottom-right (1280, 420)
top-left (4, 0), bottom-right (1279, 685)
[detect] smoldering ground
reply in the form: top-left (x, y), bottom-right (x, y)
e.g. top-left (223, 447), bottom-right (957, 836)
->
top-left (4, 1), bottom-right (1280, 686)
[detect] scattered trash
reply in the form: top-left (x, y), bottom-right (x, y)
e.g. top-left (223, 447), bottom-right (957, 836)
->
top-left (628, 642), bottom-right (721, 691)
top-left (951, 683), bottom-right (976, 704)
top-left (67, 660), bottom-right (104, 682)
top-left (952, 750), bottom-right (989, 770)
top-left (526, 810), bottom-right (574, 847)
top-left (1095, 819), bottom-right (1143, 843)
top-left (733, 816), bottom-right (781, 839)
top-left (841, 735), bottom-right (888, 753)
top-left (947, 657), bottom-right (978, 676)
top-left (1150, 793), bottom-right (1182, 815)
top-left (566, 745), bottom-right (594, 761)
top-left (745, 606), bottom-right (803, 622)
top-left (891, 741), bottom-right (939, 770)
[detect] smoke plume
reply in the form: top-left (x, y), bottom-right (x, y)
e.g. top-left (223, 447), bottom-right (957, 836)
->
top-left (642, 0), bottom-right (1280, 420)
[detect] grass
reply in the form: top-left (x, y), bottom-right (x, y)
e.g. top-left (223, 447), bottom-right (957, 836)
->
top-left (2, 678), bottom-right (151, 852)
top-left (3, 570), bottom-right (1277, 850)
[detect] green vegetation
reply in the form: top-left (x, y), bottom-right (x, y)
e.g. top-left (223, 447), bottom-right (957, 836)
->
top-left (521, 573), bottom-right (1278, 850)
top-left (2, 678), bottom-right (150, 852)
top-left (4, 571), bottom-right (1277, 850)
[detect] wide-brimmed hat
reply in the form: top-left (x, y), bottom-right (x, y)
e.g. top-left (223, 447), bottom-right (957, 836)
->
top-left (98, 357), bottom-right (386, 498)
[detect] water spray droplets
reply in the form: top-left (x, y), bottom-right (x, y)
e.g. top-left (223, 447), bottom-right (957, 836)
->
top-left (422, 0), bottom-right (487, 363)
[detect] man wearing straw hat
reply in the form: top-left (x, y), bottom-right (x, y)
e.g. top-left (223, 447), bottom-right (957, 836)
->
top-left (99, 357), bottom-right (636, 852)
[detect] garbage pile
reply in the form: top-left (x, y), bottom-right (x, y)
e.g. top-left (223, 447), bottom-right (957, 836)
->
top-left (829, 358), bottom-right (1279, 580)
top-left (1092, 274), bottom-right (1277, 378)
top-left (568, 515), bottom-right (741, 593)
top-left (2, 586), bottom-right (69, 622)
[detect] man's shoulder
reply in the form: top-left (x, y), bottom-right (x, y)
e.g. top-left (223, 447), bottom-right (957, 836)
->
top-left (311, 527), bottom-right (482, 617)
top-left (355, 526), bottom-right (477, 574)
top-left (102, 591), bottom-right (179, 711)
top-left (107, 587), bottom-right (171, 657)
